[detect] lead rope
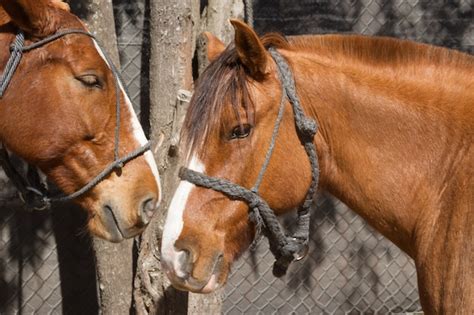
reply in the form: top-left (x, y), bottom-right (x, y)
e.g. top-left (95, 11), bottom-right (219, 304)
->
top-left (179, 48), bottom-right (319, 277)
top-left (0, 29), bottom-right (151, 210)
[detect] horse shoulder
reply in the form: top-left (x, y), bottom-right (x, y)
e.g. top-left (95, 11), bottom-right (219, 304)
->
top-left (413, 147), bottom-right (473, 314)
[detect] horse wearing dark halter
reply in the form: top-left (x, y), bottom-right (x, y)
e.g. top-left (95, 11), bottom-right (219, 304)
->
top-left (0, 0), bottom-right (160, 241)
top-left (180, 48), bottom-right (319, 277)
top-left (0, 30), bottom-right (150, 210)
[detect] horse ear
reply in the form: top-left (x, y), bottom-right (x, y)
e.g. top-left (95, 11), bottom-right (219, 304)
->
top-left (203, 32), bottom-right (225, 62)
top-left (230, 19), bottom-right (267, 80)
top-left (0, 0), bottom-right (67, 36)
top-left (0, 5), bottom-right (11, 25)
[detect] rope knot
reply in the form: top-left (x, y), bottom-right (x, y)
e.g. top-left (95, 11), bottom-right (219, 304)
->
top-left (248, 194), bottom-right (260, 209)
top-left (248, 204), bottom-right (264, 250)
top-left (10, 33), bottom-right (25, 53)
top-left (9, 44), bottom-right (18, 53)
top-left (19, 187), bottom-right (51, 211)
top-left (271, 237), bottom-right (309, 277)
top-left (298, 117), bottom-right (318, 139)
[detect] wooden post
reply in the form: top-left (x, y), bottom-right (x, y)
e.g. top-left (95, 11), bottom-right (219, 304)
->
top-left (70, 1), bottom-right (135, 314)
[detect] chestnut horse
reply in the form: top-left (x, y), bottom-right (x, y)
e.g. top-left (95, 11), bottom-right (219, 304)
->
top-left (161, 20), bottom-right (473, 314)
top-left (0, 0), bottom-right (161, 242)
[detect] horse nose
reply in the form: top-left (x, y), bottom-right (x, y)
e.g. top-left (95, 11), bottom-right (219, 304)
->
top-left (138, 196), bottom-right (157, 225)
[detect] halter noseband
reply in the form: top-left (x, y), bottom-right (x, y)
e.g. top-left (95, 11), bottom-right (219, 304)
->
top-left (179, 48), bottom-right (320, 277)
top-left (0, 29), bottom-right (151, 210)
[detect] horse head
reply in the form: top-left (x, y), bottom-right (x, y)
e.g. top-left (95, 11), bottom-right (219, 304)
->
top-left (0, 0), bottom-right (161, 242)
top-left (161, 20), bottom-right (315, 292)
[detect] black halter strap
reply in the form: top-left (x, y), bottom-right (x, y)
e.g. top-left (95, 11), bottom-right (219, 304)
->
top-left (179, 48), bottom-right (320, 277)
top-left (0, 29), bottom-right (151, 210)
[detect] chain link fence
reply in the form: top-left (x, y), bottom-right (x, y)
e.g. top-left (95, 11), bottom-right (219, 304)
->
top-left (0, 173), bottom-right (98, 314)
top-left (0, 0), bottom-right (472, 314)
top-left (223, 195), bottom-right (421, 314)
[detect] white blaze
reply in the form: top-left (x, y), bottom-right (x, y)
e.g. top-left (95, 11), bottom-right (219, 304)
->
top-left (93, 41), bottom-right (162, 204)
top-left (161, 155), bottom-right (204, 277)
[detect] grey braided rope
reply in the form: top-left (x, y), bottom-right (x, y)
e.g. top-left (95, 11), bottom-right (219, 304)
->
top-left (251, 81), bottom-right (286, 192)
top-left (0, 29), bottom-right (150, 209)
top-left (0, 32), bottom-right (24, 97)
top-left (179, 168), bottom-right (300, 273)
top-left (269, 50), bottom-right (320, 277)
top-left (180, 47), bottom-right (320, 277)
top-left (47, 142), bottom-right (151, 203)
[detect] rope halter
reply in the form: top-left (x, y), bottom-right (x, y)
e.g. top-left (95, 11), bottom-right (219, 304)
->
top-left (179, 48), bottom-right (320, 277)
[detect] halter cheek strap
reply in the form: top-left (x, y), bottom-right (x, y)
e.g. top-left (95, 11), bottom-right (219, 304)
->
top-left (179, 48), bottom-right (320, 277)
top-left (0, 30), bottom-right (151, 210)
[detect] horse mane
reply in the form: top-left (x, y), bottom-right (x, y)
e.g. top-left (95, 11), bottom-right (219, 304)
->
top-left (181, 33), bottom-right (289, 158)
top-left (182, 32), bottom-right (473, 158)
top-left (289, 34), bottom-right (474, 69)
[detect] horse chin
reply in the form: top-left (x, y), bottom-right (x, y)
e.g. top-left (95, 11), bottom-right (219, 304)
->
top-left (163, 255), bottom-right (230, 294)
top-left (168, 270), bottom-right (227, 294)
top-left (87, 211), bottom-right (145, 242)
top-left (200, 273), bottom-right (223, 293)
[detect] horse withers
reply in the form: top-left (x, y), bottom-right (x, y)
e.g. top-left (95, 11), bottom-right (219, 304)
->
top-left (0, 0), bottom-right (161, 242)
top-left (161, 20), bottom-right (473, 314)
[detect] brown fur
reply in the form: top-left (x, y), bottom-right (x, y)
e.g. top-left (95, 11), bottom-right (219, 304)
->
top-left (169, 22), bottom-right (473, 314)
top-left (0, 0), bottom-right (159, 241)
top-left (203, 32), bottom-right (225, 62)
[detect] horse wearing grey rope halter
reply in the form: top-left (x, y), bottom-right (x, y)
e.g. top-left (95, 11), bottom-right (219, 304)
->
top-left (179, 48), bottom-right (320, 277)
top-left (0, 29), bottom-right (151, 210)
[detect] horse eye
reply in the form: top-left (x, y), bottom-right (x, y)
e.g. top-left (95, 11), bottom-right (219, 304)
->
top-left (230, 124), bottom-right (252, 140)
top-left (83, 134), bottom-right (95, 141)
top-left (77, 74), bottom-right (101, 88)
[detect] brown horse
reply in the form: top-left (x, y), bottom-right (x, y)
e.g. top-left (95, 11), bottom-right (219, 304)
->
top-left (0, 0), bottom-right (161, 242)
top-left (161, 20), bottom-right (473, 314)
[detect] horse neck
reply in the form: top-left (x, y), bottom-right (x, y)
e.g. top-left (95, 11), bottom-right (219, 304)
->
top-left (282, 46), bottom-right (471, 257)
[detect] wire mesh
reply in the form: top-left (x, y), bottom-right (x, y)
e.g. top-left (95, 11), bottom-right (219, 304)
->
top-left (223, 196), bottom-right (421, 314)
top-left (114, 0), bottom-right (150, 113)
top-left (0, 171), bottom-right (98, 314)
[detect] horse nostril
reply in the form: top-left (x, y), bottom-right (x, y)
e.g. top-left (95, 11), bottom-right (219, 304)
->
top-left (138, 197), bottom-right (156, 225)
top-left (176, 249), bottom-right (193, 280)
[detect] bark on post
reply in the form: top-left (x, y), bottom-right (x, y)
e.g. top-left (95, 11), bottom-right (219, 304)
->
top-left (200, 0), bottom-right (245, 44)
top-left (70, 1), bottom-right (134, 314)
top-left (133, 1), bottom-right (198, 313)
top-left (196, 0), bottom-right (245, 74)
